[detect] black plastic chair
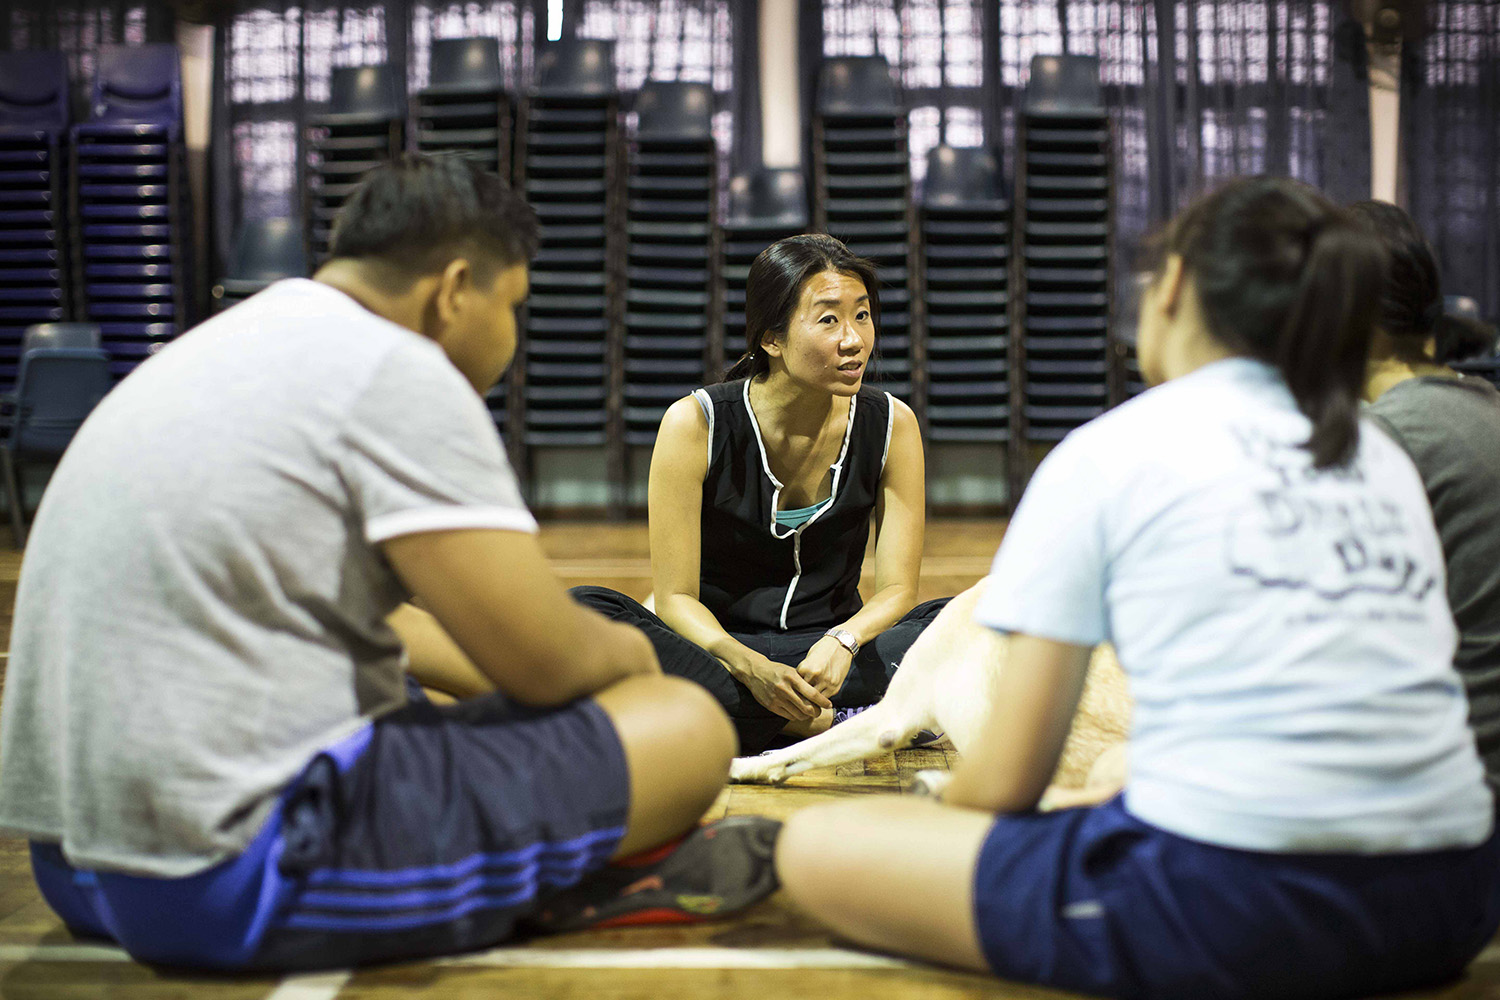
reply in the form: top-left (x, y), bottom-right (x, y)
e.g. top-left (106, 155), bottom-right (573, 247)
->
top-left (225, 218), bottom-right (307, 284)
top-left (727, 168), bottom-right (807, 226)
top-left (818, 56), bottom-right (901, 118)
top-left (635, 81), bottom-right (714, 142)
top-left (1026, 55), bottom-right (1104, 115)
top-left (535, 39), bottom-right (616, 99)
top-left (327, 64), bottom-right (402, 122)
top-left (1446, 295), bottom-right (1482, 322)
top-left (1, 347), bottom-right (112, 546)
top-left (427, 37), bottom-right (503, 94)
top-left (923, 146), bottom-right (1003, 206)
top-left (22, 323), bottom-right (101, 353)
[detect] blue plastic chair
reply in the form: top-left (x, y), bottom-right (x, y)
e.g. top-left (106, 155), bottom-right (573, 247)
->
top-left (86, 43), bottom-right (182, 128)
top-left (1, 347), bottom-right (113, 546)
top-left (0, 50), bottom-right (70, 132)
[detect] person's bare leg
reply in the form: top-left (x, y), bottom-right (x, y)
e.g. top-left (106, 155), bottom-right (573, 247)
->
top-left (593, 674), bottom-right (737, 858)
top-left (776, 795), bottom-right (993, 972)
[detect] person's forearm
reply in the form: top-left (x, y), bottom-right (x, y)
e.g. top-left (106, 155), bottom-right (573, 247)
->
top-left (390, 603), bottom-right (497, 699)
top-left (656, 593), bottom-right (760, 676)
top-left (832, 583), bottom-right (918, 647)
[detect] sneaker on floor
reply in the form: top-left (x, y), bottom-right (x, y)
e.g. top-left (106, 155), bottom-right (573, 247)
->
top-left (525, 815), bottom-right (781, 933)
top-left (832, 704), bottom-right (872, 725)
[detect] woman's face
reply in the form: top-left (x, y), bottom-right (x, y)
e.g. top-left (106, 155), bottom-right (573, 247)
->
top-left (763, 269), bottom-right (874, 396)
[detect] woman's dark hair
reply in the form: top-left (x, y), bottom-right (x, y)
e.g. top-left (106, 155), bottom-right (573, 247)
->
top-left (1147, 176), bottom-right (1386, 469)
top-left (724, 234), bottom-right (880, 382)
top-left (1347, 199), bottom-right (1497, 365)
top-left (330, 153), bottom-right (539, 289)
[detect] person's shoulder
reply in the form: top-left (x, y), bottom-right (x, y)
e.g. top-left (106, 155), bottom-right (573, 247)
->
top-left (699, 379), bottom-right (745, 406)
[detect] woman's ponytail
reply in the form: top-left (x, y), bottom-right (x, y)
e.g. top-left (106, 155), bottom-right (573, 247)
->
top-left (1273, 218), bottom-right (1385, 468)
top-left (1155, 177), bottom-right (1386, 469)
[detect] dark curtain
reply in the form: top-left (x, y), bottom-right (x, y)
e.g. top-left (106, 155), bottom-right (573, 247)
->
top-left (3, 0), bottom-right (175, 119)
top-left (1163, 0), bottom-right (1369, 211)
top-left (1403, 1), bottom-right (1499, 321)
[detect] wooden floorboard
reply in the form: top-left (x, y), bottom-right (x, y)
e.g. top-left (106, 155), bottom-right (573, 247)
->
top-left (0, 521), bottom-right (1496, 999)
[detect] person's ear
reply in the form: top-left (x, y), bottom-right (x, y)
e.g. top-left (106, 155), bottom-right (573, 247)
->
top-left (760, 328), bottom-right (784, 358)
top-left (433, 258), bottom-right (470, 328)
top-left (1157, 254), bottom-right (1186, 317)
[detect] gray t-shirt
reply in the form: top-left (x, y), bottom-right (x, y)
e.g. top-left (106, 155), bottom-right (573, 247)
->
top-left (1367, 375), bottom-right (1500, 797)
top-left (0, 279), bottom-right (536, 877)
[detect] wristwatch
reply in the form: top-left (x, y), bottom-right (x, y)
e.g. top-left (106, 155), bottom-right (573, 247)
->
top-left (824, 628), bottom-right (860, 656)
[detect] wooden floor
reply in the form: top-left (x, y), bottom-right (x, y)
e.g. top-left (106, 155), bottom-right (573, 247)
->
top-left (0, 521), bottom-right (1496, 1000)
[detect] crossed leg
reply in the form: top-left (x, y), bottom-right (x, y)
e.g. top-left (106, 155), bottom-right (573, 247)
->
top-left (774, 795), bottom-right (994, 972)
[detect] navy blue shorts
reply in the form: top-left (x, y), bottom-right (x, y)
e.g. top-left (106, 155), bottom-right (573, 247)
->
top-left (31, 689), bottom-right (632, 971)
top-left (973, 796), bottom-right (1500, 1000)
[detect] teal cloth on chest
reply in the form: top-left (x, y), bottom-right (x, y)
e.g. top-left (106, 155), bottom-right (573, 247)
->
top-left (774, 500), bottom-right (831, 529)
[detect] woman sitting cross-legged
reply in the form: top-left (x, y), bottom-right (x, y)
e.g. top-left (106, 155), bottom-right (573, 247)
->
top-left (1351, 199), bottom-right (1500, 802)
top-left (572, 234), bottom-right (947, 755)
top-left (774, 177), bottom-right (1500, 1000)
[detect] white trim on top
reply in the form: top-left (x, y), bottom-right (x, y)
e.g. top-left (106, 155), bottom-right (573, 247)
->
top-left (740, 379), bottom-right (790, 539)
top-left (692, 388), bottom-right (715, 474)
top-left (366, 505), bottom-right (539, 544)
top-left (881, 391), bottom-right (895, 472)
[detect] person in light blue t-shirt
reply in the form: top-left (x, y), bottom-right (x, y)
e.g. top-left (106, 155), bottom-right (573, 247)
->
top-left (772, 176), bottom-right (1500, 1000)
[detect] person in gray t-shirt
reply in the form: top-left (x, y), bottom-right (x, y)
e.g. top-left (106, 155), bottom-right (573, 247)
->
top-left (1353, 200), bottom-right (1500, 800)
top-left (0, 155), bottom-right (777, 972)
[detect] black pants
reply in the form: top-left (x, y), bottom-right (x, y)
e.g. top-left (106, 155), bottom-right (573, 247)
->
top-left (570, 586), bottom-right (950, 754)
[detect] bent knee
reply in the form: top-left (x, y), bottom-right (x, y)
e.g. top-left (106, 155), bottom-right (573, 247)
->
top-left (630, 673), bottom-right (737, 763)
top-left (775, 804), bottom-right (858, 913)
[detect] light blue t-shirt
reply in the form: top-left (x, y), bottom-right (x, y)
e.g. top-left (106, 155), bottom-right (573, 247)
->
top-left (976, 358), bottom-right (1494, 854)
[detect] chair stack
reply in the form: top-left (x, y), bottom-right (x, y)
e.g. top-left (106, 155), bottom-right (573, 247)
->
top-left (621, 82), bottom-right (717, 445)
top-left (721, 169), bottom-right (807, 368)
top-left (212, 217), bottom-right (308, 313)
top-left (0, 52), bottom-right (72, 396)
top-left (814, 56), bottom-right (917, 402)
top-left (1448, 295), bottom-right (1500, 389)
top-left (920, 146), bottom-right (1011, 443)
top-left (516, 39), bottom-right (620, 449)
top-left (415, 38), bottom-right (513, 433)
top-left (71, 43), bottom-right (190, 381)
top-left (306, 64), bottom-right (404, 265)
top-left (1018, 55), bottom-right (1111, 443)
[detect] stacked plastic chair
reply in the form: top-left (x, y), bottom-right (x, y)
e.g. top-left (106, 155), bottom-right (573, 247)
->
top-left (1448, 295), bottom-right (1500, 389)
top-left (0, 51), bottom-right (72, 396)
top-left (211, 217), bottom-right (308, 313)
top-left (722, 169), bottom-right (807, 365)
top-left (306, 64), bottom-right (404, 265)
top-left (1017, 55), bottom-right (1112, 443)
top-left (920, 146), bottom-right (1011, 444)
top-left (414, 38), bottom-right (514, 434)
top-left (814, 56), bottom-right (917, 403)
top-left (71, 43), bottom-right (189, 381)
top-left (621, 82), bottom-right (717, 446)
top-left (515, 39), bottom-right (620, 451)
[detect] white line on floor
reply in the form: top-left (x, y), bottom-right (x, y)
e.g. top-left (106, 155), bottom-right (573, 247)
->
top-left (0, 942), bottom-right (915, 972)
top-left (441, 946), bottom-right (918, 970)
top-left (264, 971), bottom-right (351, 1000)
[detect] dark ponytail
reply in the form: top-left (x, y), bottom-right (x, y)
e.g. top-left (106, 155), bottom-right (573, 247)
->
top-left (1152, 177), bottom-right (1386, 468)
top-left (723, 233), bottom-right (880, 382)
top-left (1347, 200), bottom-right (1498, 365)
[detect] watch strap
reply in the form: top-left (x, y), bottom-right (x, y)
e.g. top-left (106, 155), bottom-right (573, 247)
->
top-left (824, 628), bottom-right (860, 656)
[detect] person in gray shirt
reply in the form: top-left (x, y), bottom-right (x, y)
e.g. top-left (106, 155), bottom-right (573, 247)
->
top-left (0, 155), bottom-right (777, 972)
top-left (1354, 199), bottom-right (1500, 800)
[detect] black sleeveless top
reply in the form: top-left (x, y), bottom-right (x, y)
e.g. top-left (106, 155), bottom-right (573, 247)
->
top-left (692, 379), bottom-right (894, 633)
